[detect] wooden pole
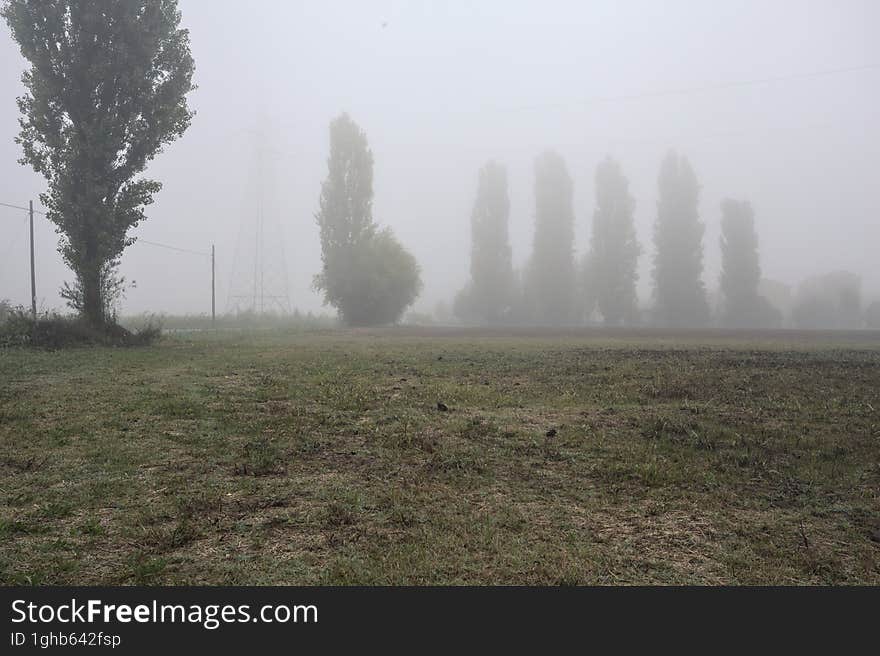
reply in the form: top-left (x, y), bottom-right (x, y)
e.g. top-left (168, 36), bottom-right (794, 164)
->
top-left (29, 200), bottom-right (36, 321)
top-left (211, 243), bottom-right (216, 324)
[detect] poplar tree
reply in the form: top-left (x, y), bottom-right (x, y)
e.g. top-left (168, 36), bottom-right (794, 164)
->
top-left (314, 113), bottom-right (421, 325)
top-left (466, 160), bottom-right (514, 324)
top-left (652, 151), bottom-right (708, 327)
top-left (719, 199), bottom-right (778, 327)
top-left (586, 156), bottom-right (640, 324)
top-left (528, 150), bottom-right (575, 325)
top-left (3, 0), bottom-right (196, 327)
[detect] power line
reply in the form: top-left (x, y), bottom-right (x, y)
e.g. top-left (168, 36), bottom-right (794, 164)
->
top-left (134, 238), bottom-right (216, 322)
top-left (2, 200), bottom-right (208, 257)
top-left (0, 200), bottom-right (47, 215)
top-left (2, 201), bottom-right (208, 258)
top-left (584, 120), bottom-right (836, 148)
top-left (500, 63), bottom-right (880, 113)
top-left (2, 201), bottom-right (214, 318)
top-left (136, 238), bottom-right (209, 257)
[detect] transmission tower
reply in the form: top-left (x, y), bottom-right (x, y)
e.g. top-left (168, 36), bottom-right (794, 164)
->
top-left (226, 126), bottom-right (292, 316)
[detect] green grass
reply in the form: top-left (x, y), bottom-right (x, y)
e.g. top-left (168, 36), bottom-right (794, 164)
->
top-left (1, 327), bottom-right (879, 584)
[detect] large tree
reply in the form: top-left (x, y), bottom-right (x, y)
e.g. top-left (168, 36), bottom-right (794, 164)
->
top-left (719, 199), bottom-right (779, 328)
top-left (459, 160), bottom-right (514, 324)
top-left (314, 113), bottom-right (421, 325)
top-left (585, 156), bottom-right (640, 325)
top-left (3, 0), bottom-right (196, 327)
top-left (527, 150), bottom-right (575, 325)
top-left (652, 151), bottom-right (709, 327)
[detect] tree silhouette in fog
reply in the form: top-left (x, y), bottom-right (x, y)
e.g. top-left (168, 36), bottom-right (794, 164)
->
top-left (526, 151), bottom-right (576, 325)
top-left (652, 151), bottom-right (709, 327)
top-left (585, 156), bottom-right (641, 325)
top-left (719, 199), bottom-right (780, 328)
top-left (455, 161), bottom-right (515, 325)
top-left (314, 113), bottom-right (421, 326)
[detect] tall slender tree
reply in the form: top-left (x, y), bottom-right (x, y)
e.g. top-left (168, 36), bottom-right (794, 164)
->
top-left (314, 113), bottom-right (421, 325)
top-left (586, 156), bottom-right (641, 324)
top-left (527, 150), bottom-right (575, 325)
top-left (465, 160), bottom-right (514, 324)
top-left (314, 113), bottom-right (376, 272)
top-left (3, 0), bottom-right (196, 327)
top-left (719, 199), bottom-right (779, 327)
top-left (652, 151), bottom-right (708, 327)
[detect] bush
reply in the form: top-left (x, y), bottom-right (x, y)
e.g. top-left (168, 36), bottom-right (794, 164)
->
top-left (402, 310), bottom-right (437, 326)
top-left (315, 228), bottom-right (422, 326)
top-left (0, 309), bottom-right (161, 349)
top-left (0, 299), bottom-right (13, 323)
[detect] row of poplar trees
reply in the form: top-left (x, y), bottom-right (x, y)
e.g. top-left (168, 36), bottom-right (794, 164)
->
top-left (456, 150), bottom-right (778, 328)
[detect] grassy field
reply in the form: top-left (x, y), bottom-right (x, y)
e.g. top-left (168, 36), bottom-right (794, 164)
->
top-left (1, 327), bottom-right (879, 585)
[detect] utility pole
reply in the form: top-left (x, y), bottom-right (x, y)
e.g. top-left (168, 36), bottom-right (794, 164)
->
top-left (211, 243), bottom-right (216, 325)
top-left (28, 200), bottom-right (36, 321)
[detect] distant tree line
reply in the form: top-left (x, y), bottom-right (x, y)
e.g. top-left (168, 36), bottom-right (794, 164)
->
top-left (455, 149), bottom-right (714, 327)
top-left (453, 149), bottom-right (874, 330)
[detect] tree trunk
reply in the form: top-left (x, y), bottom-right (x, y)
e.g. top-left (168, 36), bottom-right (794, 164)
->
top-left (81, 262), bottom-right (104, 328)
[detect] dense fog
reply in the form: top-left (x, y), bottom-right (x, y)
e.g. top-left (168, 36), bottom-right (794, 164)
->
top-left (1, 0), bottom-right (878, 326)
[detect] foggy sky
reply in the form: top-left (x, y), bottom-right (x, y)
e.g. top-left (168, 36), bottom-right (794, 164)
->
top-left (1, 0), bottom-right (878, 317)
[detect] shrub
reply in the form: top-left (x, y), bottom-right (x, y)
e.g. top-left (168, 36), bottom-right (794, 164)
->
top-left (316, 228), bottom-right (422, 326)
top-left (0, 309), bottom-right (161, 349)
